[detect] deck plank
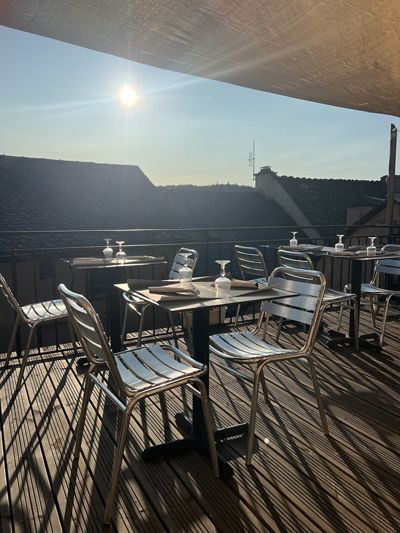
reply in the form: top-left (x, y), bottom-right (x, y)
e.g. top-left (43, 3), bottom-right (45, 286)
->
top-left (1, 310), bottom-right (400, 532)
top-left (0, 362), bottom-right (63, 532)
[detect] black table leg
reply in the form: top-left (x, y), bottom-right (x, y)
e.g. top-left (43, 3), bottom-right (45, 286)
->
top-left (349, 260), bottom-right (362, 345)
top-left (110, 283), bottom-right (122, 353)
top-left (142, 305), bottom-right (248, 479)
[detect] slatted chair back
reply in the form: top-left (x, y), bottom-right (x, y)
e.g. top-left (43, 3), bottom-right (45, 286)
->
top-left (372, 257), bottom-right (400, 286)
top-left (370, 245), bottom-right (400, 285)
top-left (0, 273), bottom-right (25, 319)
top-left (234, 245), bottom-right (268, 281)
top-left (261, 266), bottom-right (326, 352)
top-left (277, 249), bottom-right (317, 283)
top-left (58, 284), bottom-right (125, 390)
top-left (169, 247), bottom-right (199, 280)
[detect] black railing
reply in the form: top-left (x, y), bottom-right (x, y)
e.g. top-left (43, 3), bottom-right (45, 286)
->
top-left (1, 224), bottom-right (400, 353)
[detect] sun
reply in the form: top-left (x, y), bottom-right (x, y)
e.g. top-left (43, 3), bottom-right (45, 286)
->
top-left (118, 85), bottom-right (138, 107)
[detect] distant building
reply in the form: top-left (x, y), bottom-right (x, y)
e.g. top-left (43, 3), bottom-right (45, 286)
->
top-left (255, 165), bottom-right (388, 239)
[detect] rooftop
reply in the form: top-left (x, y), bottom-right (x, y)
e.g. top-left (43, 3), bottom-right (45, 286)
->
top-left (0, 155), bottom-right (294, 242)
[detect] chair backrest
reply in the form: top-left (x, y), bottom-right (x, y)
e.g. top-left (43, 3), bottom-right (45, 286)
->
top-left (169, 247), bottom-right (199, 280)
top-left (261, 266), bottom-right (326, 352)
top-left (277, 249), bottom-right (317, 283)
top-left (234, 245), bottom-right (268, 281)
top-left (370, 245), bottom-right (400, 284)
top-left (0, 273), bottom-right (24, 317)
top-left (380, 244), bottom-right (400, 253)
top-left (58, 284), bottom-right (125, 389)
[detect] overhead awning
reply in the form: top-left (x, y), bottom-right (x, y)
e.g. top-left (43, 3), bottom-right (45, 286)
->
top-left (1, 0), bottom-right (400, 116)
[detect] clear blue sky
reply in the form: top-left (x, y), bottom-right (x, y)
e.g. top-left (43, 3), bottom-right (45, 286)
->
top-left (0, 25), bottom-right (397, 186)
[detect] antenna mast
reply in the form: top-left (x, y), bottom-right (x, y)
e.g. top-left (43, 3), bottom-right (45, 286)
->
top-left (248, 140), bottom-right (255, 181)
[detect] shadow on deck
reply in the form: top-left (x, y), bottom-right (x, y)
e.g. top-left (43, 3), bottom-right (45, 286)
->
top-left (1, 309), bottom-right (400, 532)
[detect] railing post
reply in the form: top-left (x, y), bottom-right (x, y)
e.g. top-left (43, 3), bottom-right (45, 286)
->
top-left (204, 229), bottom-right (210, 275)
top-left (10, 235), bottom-right (22, 356)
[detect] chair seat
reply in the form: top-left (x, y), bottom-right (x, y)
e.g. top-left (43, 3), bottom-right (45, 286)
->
top-left (323, 288), bottom-right (356, 304)
top-left (361, 282), bottom-right (400, 296)
top-left (21, 299), bottom-right (68, 322)
top-left (210, 331), bottom-right (292, 363)
top-left (115, 343), bottom-right (206, 392)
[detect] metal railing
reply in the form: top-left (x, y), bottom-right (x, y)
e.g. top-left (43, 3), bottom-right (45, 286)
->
top-left (1, 223), bottom-right (400, 353)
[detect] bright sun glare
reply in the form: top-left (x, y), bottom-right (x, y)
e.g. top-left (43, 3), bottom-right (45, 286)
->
top-left (118, 85), bottom-right (138, 107)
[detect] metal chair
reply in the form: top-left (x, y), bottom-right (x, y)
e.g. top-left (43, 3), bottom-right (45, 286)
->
top-left (210, 266), bottom-right (329, 465)
top-left (121, 247), bottom-right (199, 346)
top-left (59, 283), bottom-right (219, 525)
top-left (358, 244), bottom-right (400, 347)
top-left (234, 245), bottom-right (268, 326)
top-left (0, 272), bottom-right (77, 389)
top-left (278, 249), bottom-right (359, 349)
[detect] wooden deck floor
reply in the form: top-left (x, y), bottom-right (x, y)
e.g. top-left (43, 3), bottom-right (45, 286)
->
top-left (1, 309), bottom-right (400, 532)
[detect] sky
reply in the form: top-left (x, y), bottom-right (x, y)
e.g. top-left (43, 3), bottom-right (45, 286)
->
top-left (0, 25), bottom-right (398, 186)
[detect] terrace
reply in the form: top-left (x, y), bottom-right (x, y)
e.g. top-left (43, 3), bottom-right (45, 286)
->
top-left (1, 226), bottom-right (400, 531)
top-left (1, 2), bottom-right (400, 531)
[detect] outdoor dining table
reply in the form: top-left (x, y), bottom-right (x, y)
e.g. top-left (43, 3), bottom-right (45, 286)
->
top-left (113, 279), bottom-right (298, 478)
top-left (268, 245), bottom-right (400, 351)
top-left (64, 255), bottom-right (167, 345)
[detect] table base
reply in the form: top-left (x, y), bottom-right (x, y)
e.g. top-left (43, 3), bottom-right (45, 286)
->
top-left (320, 329), bottom-right (351, 348)
top-left (359, 332), bottom-right (382, 352)
top-left (141, 413), bottom-right (249, 480)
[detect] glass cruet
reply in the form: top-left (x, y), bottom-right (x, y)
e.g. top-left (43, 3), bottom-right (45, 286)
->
top-left (335, 234), bottom-right (345, 252)
top-left (367, 237), bottom-right (377, 256)
top-left (179, 252), bottom-right (193, 288)
top-left (289, 231), bottom-right (298, 247)
top-left (215, 260), bottom-right (231, 297)
top-left (115, 241), bottom-right (127, 264)
top-left (103, 238), bottom-right (113, 261)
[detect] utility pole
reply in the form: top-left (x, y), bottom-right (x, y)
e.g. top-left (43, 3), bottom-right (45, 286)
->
top-left (386, 123), bottom-right (397, 228)
top-left (248, 140), bottom-right (255, 182)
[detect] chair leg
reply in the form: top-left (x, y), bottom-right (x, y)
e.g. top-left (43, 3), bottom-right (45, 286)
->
top-left (307, 357), bottom-right (329, 436)
top-left (167, 310), bottom-right (178, 348)
top-left (275, 317), bottom-right (284, 343)
top-left (234, 304), bottom-right (242, 328)
top-left (4, 316), bottom-right (20, 366)
top-left (352, 299), bottom-right (360, 352)
top-left (16, 325), bottom-right (36, 390)
top-left (196, 379), bottom-right (220, 478)
top-left (121, 303), bottom-right (129, 343)
top-left (246, 365), bottom-right (262, 466)
top-left (260, 371), bottom-right (269, 402)
top-left (73, 375), bottom-right (93, 459)
top-left (104, 407), bottom-right (133, 525)
top-left (136, 310), bottom-right (146, 347)
top-left (379, 296), bottom-right (391, 347)
top-left (337, 302), bottom-right (345, 332)
top-left (369, 296), bottom-right (377, 328)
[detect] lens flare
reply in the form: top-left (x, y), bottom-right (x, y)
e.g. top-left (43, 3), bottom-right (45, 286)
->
top-left (118, 85), bottom-right (138, 106)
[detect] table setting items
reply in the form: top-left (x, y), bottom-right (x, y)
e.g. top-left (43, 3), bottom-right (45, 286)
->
top-left (148, 284), bottom-right (199, 296)
top-left (214, 260), bottom-right (231, 297)
top-left (103, 238), bottom-right (114, 261)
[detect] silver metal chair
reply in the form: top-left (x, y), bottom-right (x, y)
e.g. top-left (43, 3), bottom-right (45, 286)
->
top-left (210, 266), bottom-right (328, 465)
top-left (121, 247), bottom-right (199, 346)
top-left (234, 245), bottom-right (268, 326)
top-left (278, 249), bottom-right (359, 349)
top-left (1, 272), bottom-right (77, 389)
top-left (59, 283), bottom-right (219, 525)
top-left (359, 244), bottom-right (400, 347)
